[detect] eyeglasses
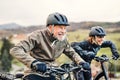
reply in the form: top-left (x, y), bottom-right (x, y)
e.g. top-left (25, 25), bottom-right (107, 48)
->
top-left (96, 36), bottom-right (104, 38)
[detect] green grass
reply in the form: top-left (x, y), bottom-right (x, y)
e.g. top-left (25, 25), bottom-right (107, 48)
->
top-left (67, 29), bottom-right (89, 43)
top-left (1, 29), bottom-right (120, 71)
top-left (12, 59), bottom-right (25, 66)
top-left (0, 40), bottom-right (3, 49)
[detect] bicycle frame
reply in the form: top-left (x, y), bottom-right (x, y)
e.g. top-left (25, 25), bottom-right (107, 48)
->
top-left (94, 55), bottom-right (112, 80)
top-left (101, 61), bottom-right (109, 79)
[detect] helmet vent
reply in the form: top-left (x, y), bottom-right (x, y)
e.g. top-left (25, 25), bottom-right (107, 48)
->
top-left (64, 16), bottom-right (68, 22)
top-left (96, 29), bottom-right (101, 33)
top-left (99, 28), bottom-right (104, 33)
top-left (59, 14), bottom-right (65, 22)
top-left (54, 15), bottom-right (60, 21)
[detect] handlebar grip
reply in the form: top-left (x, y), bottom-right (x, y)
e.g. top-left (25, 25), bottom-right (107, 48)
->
top-left (94, 56), bottom-right (109, 62)
top-left (15, 73), bottom-right (24, 78)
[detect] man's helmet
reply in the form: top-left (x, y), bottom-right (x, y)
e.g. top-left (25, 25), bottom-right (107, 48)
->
top-left (89, 26), bottom-right (106, 36)
top-left (46, 12), bottom-right (69, 26)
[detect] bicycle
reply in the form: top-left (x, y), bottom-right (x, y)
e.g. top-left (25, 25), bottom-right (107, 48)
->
top-left (93, 54), bottom-right (117, 80)
top-left (0, 63), bottom-right (83, 80)
top-left (0, 62), bottom-right (89, 80)
top-left (29, 63), bottom-right (83, 80)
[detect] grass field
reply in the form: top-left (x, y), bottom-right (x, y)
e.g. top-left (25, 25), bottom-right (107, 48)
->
top-left (0, 29), bottom-right (120, 72)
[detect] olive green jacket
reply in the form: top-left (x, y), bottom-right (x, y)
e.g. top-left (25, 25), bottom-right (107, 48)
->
top-left (10, 28), bottom-right (83, 74)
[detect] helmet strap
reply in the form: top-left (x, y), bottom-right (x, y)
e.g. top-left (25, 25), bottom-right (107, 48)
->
top-left (51, 25), bottom-right (54, 36)
top-left (47, 25), bottom-right (54, 36)
top-left (92, 36), bottom-right (98, 45)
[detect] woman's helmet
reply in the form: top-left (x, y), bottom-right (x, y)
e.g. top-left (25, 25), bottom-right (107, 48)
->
top-left (89, 26), bottom-right (106, 36)
top-left (46, 12), bottom-right (69, 26)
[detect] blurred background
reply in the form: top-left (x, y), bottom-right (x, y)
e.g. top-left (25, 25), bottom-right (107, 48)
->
top-left (0, 0), bottom-right (120, 79)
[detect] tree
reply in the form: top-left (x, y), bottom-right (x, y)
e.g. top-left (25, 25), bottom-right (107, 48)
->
top-left (0, 37), bottom-right (14, 72)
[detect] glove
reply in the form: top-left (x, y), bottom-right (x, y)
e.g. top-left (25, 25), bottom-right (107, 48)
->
top-left (85, 51), bottom-right (95, 60)
top-left (112, 52), bottom-right (119, 60)
top-left (79, 62), bottom-right (90, 70)
top-left (31, 60), bottom-right (47, 72)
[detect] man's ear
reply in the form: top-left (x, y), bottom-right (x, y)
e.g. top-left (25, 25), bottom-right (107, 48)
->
top-left (48, 25), bottom-right (55, 33)
top-left (48, 25), bottom-right (52, 31)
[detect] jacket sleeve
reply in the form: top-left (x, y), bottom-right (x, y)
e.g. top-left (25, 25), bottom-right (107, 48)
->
top-left (101, 41), bottom-right (119, 56)
top-left (63, 41), bottom-right (84, 64)
top-left (71, 41), bottom-right (88, 57)
top-left (10, 32), bottom-right (40, 68)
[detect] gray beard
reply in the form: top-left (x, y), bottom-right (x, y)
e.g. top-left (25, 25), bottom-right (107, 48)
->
top-left (56, 34), bottom-right (66, 41)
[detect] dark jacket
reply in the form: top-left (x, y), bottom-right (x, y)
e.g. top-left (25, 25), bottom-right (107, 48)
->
top-left (71, 40), bottom-right (119, 63)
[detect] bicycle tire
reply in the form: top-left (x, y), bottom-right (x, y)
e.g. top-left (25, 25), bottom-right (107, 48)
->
top-left (94, 72), bottom-right (105, 80)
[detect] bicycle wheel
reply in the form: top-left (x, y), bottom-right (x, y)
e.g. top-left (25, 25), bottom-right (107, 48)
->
top-left (94, 72), bottom-right (108, 80)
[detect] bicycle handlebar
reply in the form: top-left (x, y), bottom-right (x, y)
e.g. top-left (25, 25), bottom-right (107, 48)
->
top-left (94, 54), bottom-right (113, 62)
top-left (43, 67), bottom-right (66, 76)
top-left (38, 63), bottom-right (83, 77)
top-left (60, 63), bottom-right (82, 71)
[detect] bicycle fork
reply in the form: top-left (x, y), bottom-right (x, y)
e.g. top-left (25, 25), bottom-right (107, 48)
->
top-left (101, 62), bottom-right (109, 80)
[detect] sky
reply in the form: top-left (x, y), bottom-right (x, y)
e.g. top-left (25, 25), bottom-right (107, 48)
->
top-left (0, 0), bottom-right (120, 26)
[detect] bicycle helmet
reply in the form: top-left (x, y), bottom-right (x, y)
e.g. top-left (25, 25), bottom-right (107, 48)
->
top-left (46, 12), bottom-right (69, 26)
top-left (89, 26), bottom-right (106, 36)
